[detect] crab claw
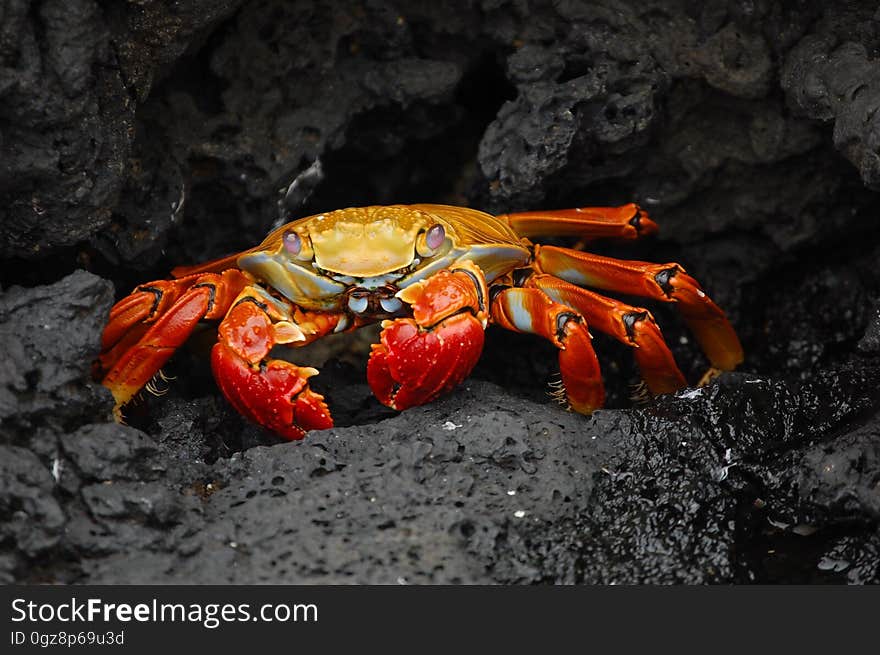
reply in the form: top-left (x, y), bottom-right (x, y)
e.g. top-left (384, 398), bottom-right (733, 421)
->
top-left (210, 297), bottom-right (332, 441)
top-left (368, 313), bottom-right (485, 410)
top-left (367, 262), bottom-right (488, 410)
top-left (212, 341), bottom-right (332, 440)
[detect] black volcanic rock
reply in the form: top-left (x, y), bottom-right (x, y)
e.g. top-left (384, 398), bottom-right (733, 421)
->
top-left (0, 270), bottom-right (114, 435)
top-left (781, 4), bottom-right (880, 190)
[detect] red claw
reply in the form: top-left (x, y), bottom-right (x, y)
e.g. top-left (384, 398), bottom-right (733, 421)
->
top-left (210, 296), bottom-right (333, 441)
top-left (212, 341), bottom-right (332, 441)
top-left (368, 262), bottom-right (488, 410)
top-left (368, 313), bottom-right (485, 410)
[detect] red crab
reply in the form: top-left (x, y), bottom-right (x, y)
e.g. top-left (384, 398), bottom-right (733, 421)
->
top-left (97, 203), bottom-right (743, 440)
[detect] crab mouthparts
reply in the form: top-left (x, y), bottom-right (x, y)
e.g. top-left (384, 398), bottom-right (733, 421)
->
top-left (347, 287), bottom-right (404, 316)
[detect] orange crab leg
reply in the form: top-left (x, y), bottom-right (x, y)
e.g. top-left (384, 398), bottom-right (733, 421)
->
top-left (367, 261), bottom-right (488, 410)
top-left (499, 203), bottom-right (658, 240)
top-left (101, 275), bottom-right (216, 364)
top-left (534, 245), bottom-right (744, 371)
top-left (100, 270), bottom-right (251, 408)
top-left (526, 274), bottom-right (686, 395)
top-left (490, 286), bottom-right (604, 414)
top-left (211, 286), bottom-right (346, 440)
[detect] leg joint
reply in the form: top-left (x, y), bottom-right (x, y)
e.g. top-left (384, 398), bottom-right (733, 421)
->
top-left (511, 267), bottom-right (535, 287)
top-left (450, 266), bottom-right (485, 313)
top-left (555, 311), bottom-right (582, 341)
top-left (192, 282), bottom-right (217, 314)
top-left (622, 310), bottom-right (649, 341)
top-left (653, 266), bottom-right (681, 297)
top-left (489, 283), bottom-right (511, 304)
top-left (136, 285), bottom-right (163, 318)
top-left (232, 296), bottom-right (269, 313)
top-left (628, 205), bottom-right (644, 229)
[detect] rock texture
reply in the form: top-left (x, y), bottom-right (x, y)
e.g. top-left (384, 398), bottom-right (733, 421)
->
top-left (1, 0), bottom-right (879, 584)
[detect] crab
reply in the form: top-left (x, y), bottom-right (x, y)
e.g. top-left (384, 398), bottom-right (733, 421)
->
top-left (97, 203), bottom-right (743, 440)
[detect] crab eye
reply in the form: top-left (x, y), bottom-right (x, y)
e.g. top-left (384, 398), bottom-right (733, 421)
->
top-left (416, 223), bottom-right (447, 258)
top-left (282, 230), bottom-right (302, 256)
top-left (426, 224), bottom-right (445, 250)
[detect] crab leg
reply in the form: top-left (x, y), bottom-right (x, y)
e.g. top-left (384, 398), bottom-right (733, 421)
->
top-left (99, 270), bottom-right (250, 368)
top-left (100, 270), bottom-right (251, 410)
top-left (212, 286), bottom-right (346, 440)
top-left (534, 245), bottom-right (744, 371)
top-left (367, 261), bottom-right (488, 410)
top-left (490, 287), bottom-right (605, 414)
top-left (526, 274), bottom-right (686, 394)
top-left (499, 203), bottom-right (658, 240)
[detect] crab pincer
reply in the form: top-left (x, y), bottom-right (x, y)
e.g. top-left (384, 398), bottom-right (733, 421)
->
top-left (211, 292), bottom-right (333, 440)
top-left (367, 261), bottom-right (488, 410)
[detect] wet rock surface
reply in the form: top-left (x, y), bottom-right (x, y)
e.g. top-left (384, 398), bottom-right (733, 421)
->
top-left (1, 0), bottom-right (880, 584)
